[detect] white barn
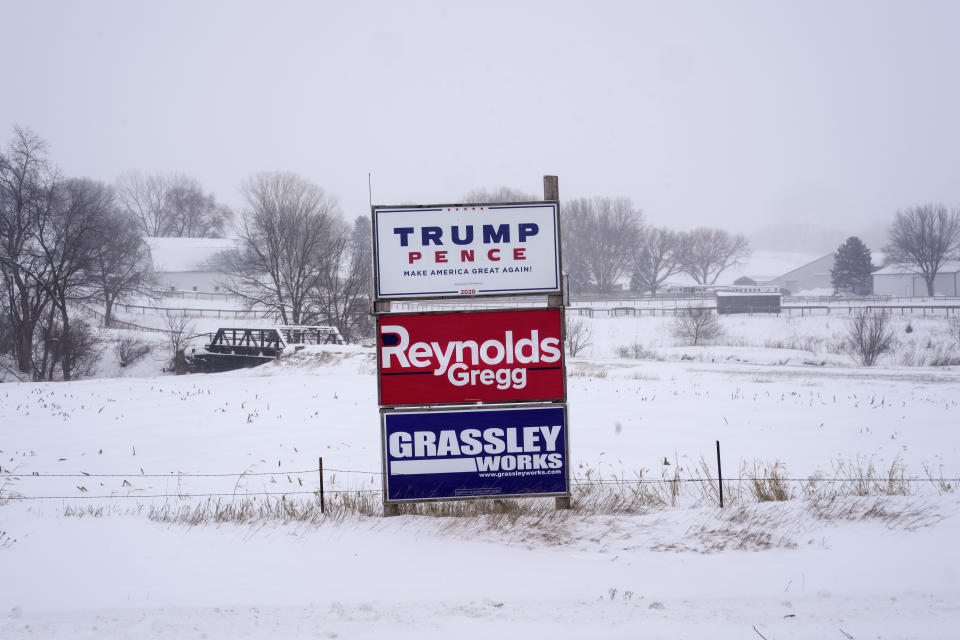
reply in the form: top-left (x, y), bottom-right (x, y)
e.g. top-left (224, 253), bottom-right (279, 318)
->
top-left (762, 253), bottom-right (834, 295)
top-left (872, 261), bottom-right (960, 297)
top-left (145, 237), bottom-right (238, 293)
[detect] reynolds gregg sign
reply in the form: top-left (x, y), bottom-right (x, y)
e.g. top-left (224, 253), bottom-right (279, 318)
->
top-left (377, 308), bottom-right (566, 406)
top-left (382, 405), bottom-right (569, 502)
top-left (372, 202), bottom-right (561, 299)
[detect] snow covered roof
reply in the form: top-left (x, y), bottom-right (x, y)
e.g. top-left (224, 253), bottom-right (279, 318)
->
top-left (873, 261), bottom-right (960, 276)
top-left (145, 237), bottom-right (238, 273)
top-left (716, 288), bottom-right (781, 297)
top-left (664, 251), bottom-right (823, 287)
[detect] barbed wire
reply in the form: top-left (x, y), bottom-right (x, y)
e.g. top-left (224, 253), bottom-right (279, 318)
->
top-left (2, 477), bottom-right (955, 501)
top-left (578, 477), bottom-right (959, 485)
top-left (2, 467), bottom-right (956, 484)
top-left (2, 489), bottom-right (380, 501)
top-left (0, 469), bottom-right (322, 479)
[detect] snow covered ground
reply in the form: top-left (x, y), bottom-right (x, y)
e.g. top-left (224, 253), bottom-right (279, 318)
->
top-left (2, 336), bottom-right (959, 638)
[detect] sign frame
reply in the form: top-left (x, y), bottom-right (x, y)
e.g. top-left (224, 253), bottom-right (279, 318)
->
top-left (375, 306), bottom-right (568, 408)
top-left (370, 200), bottom-right (563, 303)
top-left (380, 403), bottom-right (571, 505)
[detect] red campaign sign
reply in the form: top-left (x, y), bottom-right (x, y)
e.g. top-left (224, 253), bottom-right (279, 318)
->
top-left (377, 309), bottom-right (566, 406)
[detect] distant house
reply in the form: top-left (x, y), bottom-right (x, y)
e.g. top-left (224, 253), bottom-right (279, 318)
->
top-left (762, 253), bottom-right (834, 295)
top-left (145, 237), bottom-right (238, 292)
top-left (872, 262), bottom-right (960, 297)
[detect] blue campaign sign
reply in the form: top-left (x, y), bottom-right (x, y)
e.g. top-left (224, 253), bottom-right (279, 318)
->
top-left (383, 405), bottom-right (568, 502)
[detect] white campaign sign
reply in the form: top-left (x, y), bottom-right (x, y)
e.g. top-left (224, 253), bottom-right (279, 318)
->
top-left (372, 203), bottom-right (560, 299)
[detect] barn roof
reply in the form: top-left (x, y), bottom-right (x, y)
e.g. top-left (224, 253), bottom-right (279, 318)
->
top-left (873, 261), bottom-right (960, 276)
top-left (762, 252), bottom-right (833, 283)
top-left (145, 237), bottom-right (238, 273)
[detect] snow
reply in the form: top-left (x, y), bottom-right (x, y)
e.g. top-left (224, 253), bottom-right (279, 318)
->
top-left (583, 313), bottom-right (960, 367)
top-left (2, 498), bottom-right (958, 638)
top-left (792, 287), bottom-right (834, 297)
top-left (2, 312), bottom-right (960, 637)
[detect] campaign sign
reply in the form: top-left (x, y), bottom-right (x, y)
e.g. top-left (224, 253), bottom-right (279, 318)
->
top-left (382, 405), bottom-right (568, 502)
top-left (372, 203), bottom-right (561, 299)
top-left (378, 308), bottom-right (566, 406)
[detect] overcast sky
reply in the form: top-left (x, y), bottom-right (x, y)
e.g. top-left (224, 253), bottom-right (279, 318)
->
top-left (2, 0), bottom-right (958, 249)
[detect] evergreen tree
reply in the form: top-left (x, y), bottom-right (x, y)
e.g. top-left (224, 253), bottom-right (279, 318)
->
top-left (831, 236), bottom-right (874, 295)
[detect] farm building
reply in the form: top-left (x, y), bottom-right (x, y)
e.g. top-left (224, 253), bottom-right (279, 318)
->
top-left (145, 237), bottom-right (239, 292)
top-left (872, 262), bottom-right (960, 297)
top-left (663, 251), bottom-right (822, 289)
top-left (716, 287), bottom-right (782, 314)
top-left (762, 253), bottom-right (834, 295)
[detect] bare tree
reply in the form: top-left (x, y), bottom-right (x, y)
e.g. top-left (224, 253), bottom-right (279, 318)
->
top-left (562, 197), bottom-right (642, 293)
top-left (681, 228), bottom-right (751, 285)
top-left (114, 336), bottom-right (151, 368)
top-left (0, 127), bottom-right (58, 375)
top-left (216, 172), bottom-right (341, 325)
top-left (886, 204), bottom-right (960, 296)
top-left (87, 207), bottom-right (151, 328)
top-left (565, 316), bottom-right (592, 356)
top-left (164, 174), bottom-right (232, 237)
top-left (672, 307), bottom-right (723, 346)
top-left (949, 316), bottom-right (960, 350)
top-left (32, 315), bottom-right (101, 381)
top-left (631, 227), bottom-right (687, 295)
top-left (846, 309), bottom-right (894, 366)
top-left (461, 186), bottom-right (536, 203)
top-left (116, 172), bottom-right (231, 238)
top-left (307, 215), bottom-right (372, 342)
top-left (116, 172), bottom-right (168, 237)
top-left (33, 178), bottom-right (114, 380)
top-left (165, 310), bottom-right (196, 374)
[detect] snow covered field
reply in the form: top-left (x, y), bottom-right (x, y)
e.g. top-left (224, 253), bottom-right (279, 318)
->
top-left (2, 327), bottom-right (959, 638)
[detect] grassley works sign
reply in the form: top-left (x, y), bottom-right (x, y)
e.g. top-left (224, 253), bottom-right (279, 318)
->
top-left (382, 404), bottom-right (569, 502)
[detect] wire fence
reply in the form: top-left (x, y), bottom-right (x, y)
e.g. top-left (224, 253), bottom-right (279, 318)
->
top-left (2, 465), bottom-right (956, 501)
top-left (2, 490), bottom-right (380, 500)
top-left (0, 464), bottom-right (381, 501)
top-left (113, 302), bottom-right (280, 321)
top-left (74, 301), bottom-right (171, 334)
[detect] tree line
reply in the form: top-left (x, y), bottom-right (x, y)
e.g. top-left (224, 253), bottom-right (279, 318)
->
top-left (470, 188), bottom-right (960, 298)
top-left (470, 187), bottom-right (752, 295)
top-left (0, 127), bottom-right (372, 380)
top-left (0, 128), bottom-right (153, 380)
top-left (213, 172), bottom-right (372, 342)
top-left (830, 204), bottom-right (960, 297)
top-left (5, 124), bottom-right (959, 381)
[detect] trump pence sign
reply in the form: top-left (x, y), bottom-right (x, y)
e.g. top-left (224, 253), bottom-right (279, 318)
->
top-left (372, 202), bottom-right (561, 299)
top-left (377, 308), bottom-right (566, 406)
top-left (382, 404), bottom-right (569, 502)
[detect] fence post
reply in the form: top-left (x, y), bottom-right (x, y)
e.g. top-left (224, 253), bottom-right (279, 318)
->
top-left (319, 456), bottom-right (325, 514)
top-left (716, 440), bottom-right (724, 508)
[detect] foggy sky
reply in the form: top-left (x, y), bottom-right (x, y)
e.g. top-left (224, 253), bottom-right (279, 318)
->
top-left (2, 0), bottom-right (958, 249)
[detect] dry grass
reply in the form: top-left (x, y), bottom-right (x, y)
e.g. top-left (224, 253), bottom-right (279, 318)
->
top-left (46, 456), bottom-right (954, 549)
top-left (804, 495), bottom-right (942, 530)
top-left (745, 461), bottom-right (792, 502)
top-left (923, 463), bottom-right (955, 494)
top-left (147, 491), bottom-right (380, 525)
top-left (615, 343), bottom-right (661, 360)
top-left (567, 364), bottom-right (609, 378)
top-left (803, 456), bottom-right (913, 499)
top-left (663, 504), bottom-right (801, 552)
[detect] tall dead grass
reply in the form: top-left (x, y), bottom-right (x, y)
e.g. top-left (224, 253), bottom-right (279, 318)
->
top-left (46, 455), bottom-right (953, 529)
